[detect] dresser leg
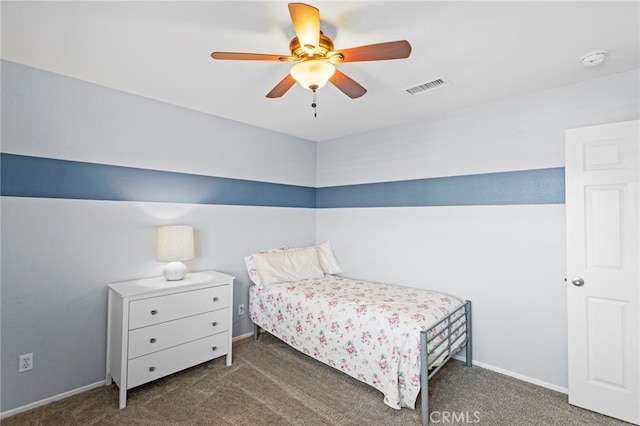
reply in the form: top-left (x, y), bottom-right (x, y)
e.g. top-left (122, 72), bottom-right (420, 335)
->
top-left (119, 389), bottom-right (127, 409)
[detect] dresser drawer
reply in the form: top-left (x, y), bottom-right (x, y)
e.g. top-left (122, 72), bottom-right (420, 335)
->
top-left (128, 309), bottom-right (228, 359)
top-left (129, 285), bottom-right (229, 329)
top-left (127, 332), bottom-right (228, 389)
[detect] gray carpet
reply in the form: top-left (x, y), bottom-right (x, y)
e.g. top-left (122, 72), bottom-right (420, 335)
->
top-left (3, 333), bottom-right (630, 425)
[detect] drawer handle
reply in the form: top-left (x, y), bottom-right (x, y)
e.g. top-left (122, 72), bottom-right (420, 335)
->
top-left (213, 297), bottom-right (219, 302)
top-left (150, 338), bottom-right (156, 343)
top-left (150, 309), bottom-right (158, 315)
top-left (212, 346), bottom-right (218, 351)
top-left (212, 322), bottom-right (218, 327)
top-left (149, 366), bottom-right (156, 372)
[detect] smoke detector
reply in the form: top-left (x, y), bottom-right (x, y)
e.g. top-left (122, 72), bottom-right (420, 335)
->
top-left (581, 50), bottom-right (607, 67)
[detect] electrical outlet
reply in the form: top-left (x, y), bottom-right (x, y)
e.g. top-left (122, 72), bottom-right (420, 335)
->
top-left (19, 353), bottom-right (33, 372)
top-left (238, 304), bottom-right (245, 315)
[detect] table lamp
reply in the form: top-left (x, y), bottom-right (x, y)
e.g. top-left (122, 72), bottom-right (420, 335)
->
top-left (156, 225), bottom-right (195, 281)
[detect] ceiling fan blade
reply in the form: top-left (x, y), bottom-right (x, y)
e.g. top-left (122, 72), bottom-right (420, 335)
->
top-left (266, 74), bottom-right (297, 98)
top-left (288, 3), bottom-right (320, 51)
top-left (329, 69), bottom-right (367, 99)
top-left (335, 40), bottom-right (412, 62)
top-left (211, 52), bottom-right (289, 61)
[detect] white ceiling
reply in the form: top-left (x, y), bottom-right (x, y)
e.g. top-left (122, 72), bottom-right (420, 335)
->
top-left (2, 1), bottom-right (639, 142)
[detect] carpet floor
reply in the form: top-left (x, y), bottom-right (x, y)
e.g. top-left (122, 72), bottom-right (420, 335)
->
top-left (3, 333), bottom-right (630, 425)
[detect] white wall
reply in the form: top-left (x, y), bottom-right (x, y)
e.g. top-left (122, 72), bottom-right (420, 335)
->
top-left (316, 69), bottom-right (640, 391)
top-left (318, 70), bottom-right (639, 186)
top-left (1, 61), bottom-right (317, 413)
top-left (2, 60), bottom-right (316, 187)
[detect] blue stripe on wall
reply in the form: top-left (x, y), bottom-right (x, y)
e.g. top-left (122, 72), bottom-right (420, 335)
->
top-left (316, 168), bottom-right (565, 208)
top-left (1, 154), bottom-right (565, 208)
top-left (1, 154), bottom-right (316, 208)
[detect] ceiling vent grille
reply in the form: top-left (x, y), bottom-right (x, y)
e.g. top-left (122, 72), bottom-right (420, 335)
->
top-left (404, 77), bottom-right (451, 96)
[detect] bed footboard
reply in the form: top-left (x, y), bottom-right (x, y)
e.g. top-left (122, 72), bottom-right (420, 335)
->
top-left (420, 300), bottom-right (472, 426)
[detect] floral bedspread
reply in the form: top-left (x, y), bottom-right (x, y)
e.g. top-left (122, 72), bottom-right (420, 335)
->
top-left (249, 276), bottom-right (466, 410)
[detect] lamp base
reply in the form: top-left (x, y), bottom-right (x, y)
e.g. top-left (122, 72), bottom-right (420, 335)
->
top-left (163, 261), bottom-right (187, 281)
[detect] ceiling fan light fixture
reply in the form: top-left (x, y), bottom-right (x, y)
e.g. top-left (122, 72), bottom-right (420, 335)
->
top-left (211, 3), bottom-right (411, 100)
top-left (290, 60), bottom-right (335, 90)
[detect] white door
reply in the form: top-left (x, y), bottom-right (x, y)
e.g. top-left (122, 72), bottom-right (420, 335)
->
top-left (566, 119), bottom-right (639, 425)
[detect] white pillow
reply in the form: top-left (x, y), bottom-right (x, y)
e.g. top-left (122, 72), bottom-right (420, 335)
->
top-left (244, 246), bottom-right (287, 286)
top-left (316, 241), bottom-right (343, 275)
top-left (252, 246), bottom-right (324, 285)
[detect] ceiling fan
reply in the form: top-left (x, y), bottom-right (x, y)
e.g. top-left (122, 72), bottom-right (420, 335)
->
top-left (210, 2), bottom-right (412, 101)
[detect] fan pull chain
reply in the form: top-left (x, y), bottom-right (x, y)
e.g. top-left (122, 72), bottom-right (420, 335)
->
top-left (311, 86), bottom-right (318, 118)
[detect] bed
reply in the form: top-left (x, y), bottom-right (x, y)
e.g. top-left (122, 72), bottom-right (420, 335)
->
top-left (246, 243), bottom-right (472, 426)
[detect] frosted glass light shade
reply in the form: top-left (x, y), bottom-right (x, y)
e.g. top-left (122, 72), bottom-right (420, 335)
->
top-left (290, 60), bottom-right (335, 90)
top-left (156, 225), bottom-right (194, 281)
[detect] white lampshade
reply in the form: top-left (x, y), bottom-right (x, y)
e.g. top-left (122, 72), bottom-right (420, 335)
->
top-left (156, 225), bottom-right (194, 281)
top-left (290, 60), bottom-right (335, 90)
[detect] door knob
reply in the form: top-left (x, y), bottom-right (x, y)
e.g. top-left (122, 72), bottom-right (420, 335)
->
top-left (571, 277), bottom-right (585, 287)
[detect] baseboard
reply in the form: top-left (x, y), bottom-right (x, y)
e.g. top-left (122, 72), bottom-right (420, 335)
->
top-left (0, 380), bottom-right (105, 420)
top-left (232, 331), bottom-right (254, 342)
top-left (453, 354), bottom-right (568, 394)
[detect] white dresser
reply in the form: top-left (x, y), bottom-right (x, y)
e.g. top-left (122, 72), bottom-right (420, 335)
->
top-left (105, 270), bottom-right (234, 408)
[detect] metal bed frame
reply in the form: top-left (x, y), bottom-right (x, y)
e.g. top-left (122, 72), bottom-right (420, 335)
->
top-left (420, 300), bottom-right (472, 425)
top-left (254, 299), bottom-right (472, 426)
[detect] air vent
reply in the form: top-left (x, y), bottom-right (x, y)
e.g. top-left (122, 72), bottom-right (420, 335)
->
top-left (404, 77), bottom-right (451, 96)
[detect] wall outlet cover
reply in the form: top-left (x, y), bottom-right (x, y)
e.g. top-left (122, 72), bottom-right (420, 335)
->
top-left (19, 353), bottom-right (33, 372)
